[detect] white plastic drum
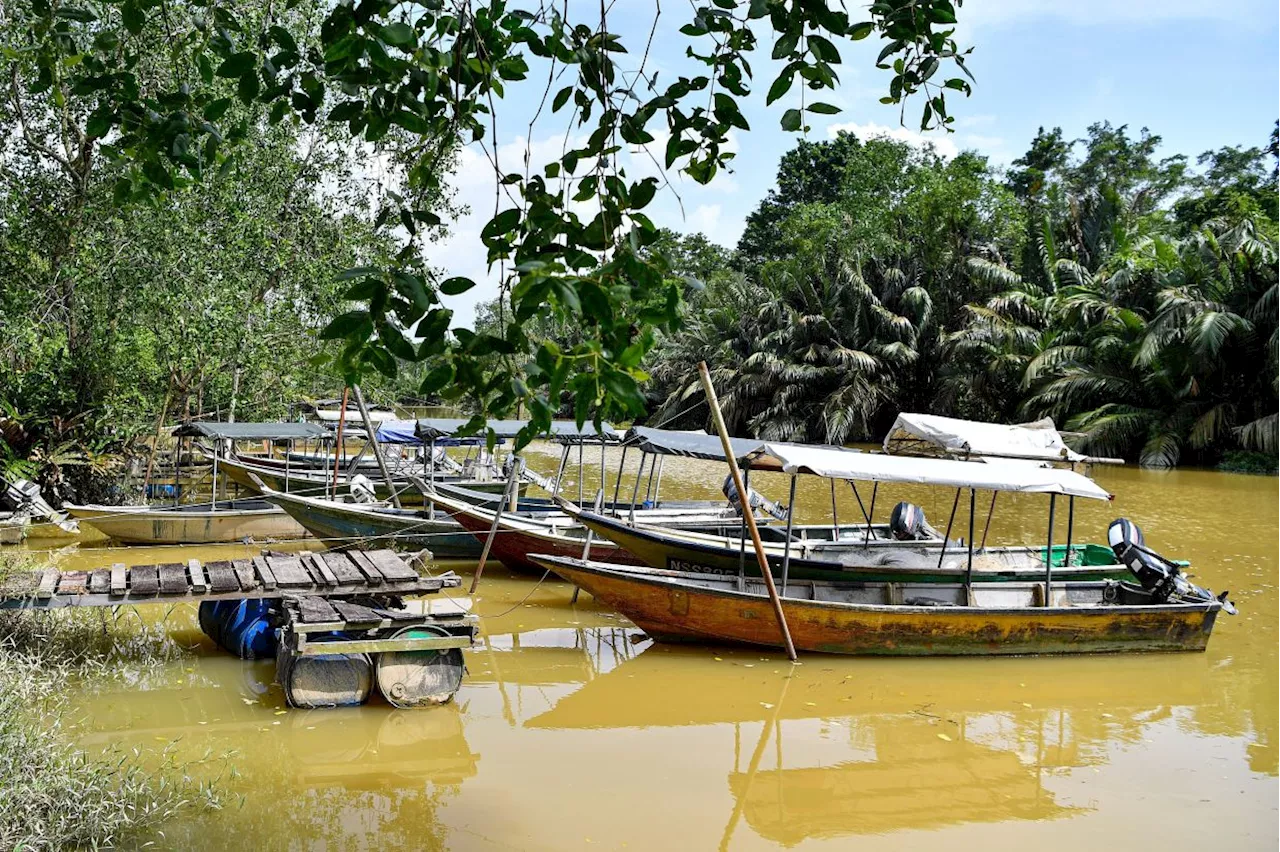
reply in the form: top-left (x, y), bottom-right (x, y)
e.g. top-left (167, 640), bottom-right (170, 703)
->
top-left (375, 626), bottom-right (465, 709)
top-left (277, 642), bottom-right (373, 709)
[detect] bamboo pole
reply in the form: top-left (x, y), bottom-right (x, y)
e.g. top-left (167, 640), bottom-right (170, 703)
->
top-left (352, 385), bottom-right (401, 509)
top-left (330, 387), bottom-right (350, 499)
top-left (697, 362), bottom-right (796, 662)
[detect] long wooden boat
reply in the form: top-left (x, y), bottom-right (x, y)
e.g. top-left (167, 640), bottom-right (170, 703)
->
top-left (63, 499), bottom-right (306, 545)
top-left (530, 557), bottom-right (1230, 656)
top-left (569, 507), bottom-right (1126, 584)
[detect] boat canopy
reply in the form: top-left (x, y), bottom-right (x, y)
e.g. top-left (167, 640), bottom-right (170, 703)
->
top-left (882, 413), bottom-right (1089, 463)
top-left (414, 418), bottom-right (621, 444)
top-left (172, 422), bottom-right (330, 441)
top-left (624, 426), bottom-right (1110, 500)
top-left (376, 419), bottom-right (498, 446)
top-left (756, 443), bottom-right (1112, 500)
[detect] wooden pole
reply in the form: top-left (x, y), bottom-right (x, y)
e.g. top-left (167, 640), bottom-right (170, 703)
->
top-left (469, 457), bottom-right (522, 594)
top-left (697, 362), bottom-right (796, 662)
top-left (979, 491), bottom-right (998, 550)
top-left (936, 488), bottom-right (962, 571)
top-left (780, 474), bottom-right (798, 595)
top-left (965, 488), bottom-right (976, 591)
top-left (352, 385), bottom-right (401, 509)
top-left (1044, 493), bottom-right (1057, 607)
top-left (330, 387), bottom-right (350, 499)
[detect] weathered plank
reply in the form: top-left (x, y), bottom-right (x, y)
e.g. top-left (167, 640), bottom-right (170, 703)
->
top-left (231, 559), bottom-right (257, 592)
top-left (35, 569), bottom-right (59, 599)
top-left (301, 553), bottom-right (337, 587)
top-left (320, 552), bottom-right (364, 586)
top-left (330, 599), bottom-right (383, 625)
top-left (347, 551), bottom-right (385, 585)
top-left (109, 563), bottom-right (127, 596)
top-left (298, 597), bottom-right (340, 623)
top-left (157, 563), bottom-right (187, 595)
top-left (205, 561), bottom-right (239, 594)
top-left (367, 549), bottom-right (419, 582)
top-left (57, 571), bottom-right (89, 595)
top-left (88, 570), bottom-right (110, 595)
top-left (0, 570), bottom-right (42, 597)
top-left (252, 556), bottom-right (277, 591)
top-left (266, 555), bottom-right (311, 588)
top-left (129, 565), bottom-right (158, 596)
top-left (188, 559), bottom-right (207, 593)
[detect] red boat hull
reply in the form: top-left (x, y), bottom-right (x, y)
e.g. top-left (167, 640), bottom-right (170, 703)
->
top-left (446, 505), bottom-right (646, 575)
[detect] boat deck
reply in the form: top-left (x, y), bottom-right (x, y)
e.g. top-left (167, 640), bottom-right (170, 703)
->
top-left (0, 548), bottom-right (452, 609)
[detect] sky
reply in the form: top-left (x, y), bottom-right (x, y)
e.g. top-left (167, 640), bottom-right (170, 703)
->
top-left (424, 0), bottom-right (1280, 328)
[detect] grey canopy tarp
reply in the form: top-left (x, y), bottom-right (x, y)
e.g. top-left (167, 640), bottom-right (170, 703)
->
top-left (414, 418), bottom-right (621, 444)
top-left (882, 413), bottom-right (1090, 463)
top-left (172, 422), bottom-right (330, 442)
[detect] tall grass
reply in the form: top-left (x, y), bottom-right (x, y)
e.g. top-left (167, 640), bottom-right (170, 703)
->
top-left (0, 553), bottom-right (228, 849)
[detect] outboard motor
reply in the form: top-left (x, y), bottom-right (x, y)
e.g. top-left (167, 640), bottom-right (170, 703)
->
top-left (1108, 519), bottom-right (1236, 614)
top-left (349, 474), bottom-right (378, 504)
top-left (722, 474), bottom-right (788, 521)
top-left (889, 502), bottom-right (941, 541)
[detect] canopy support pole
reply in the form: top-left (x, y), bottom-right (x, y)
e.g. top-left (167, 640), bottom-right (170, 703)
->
top-left (829, 479), bottom-right (839, 539)
top-left (551, 443), bottom-right (570, 499)
top-left (353, 385), bottom-right (401, 509)
top-left (653, 456), bottom-right (665, 506)
top-left (979, 491), bottom-right (998, 550)
top-left (284, 439), bottom-right (291, 495)
top-left (862, 482), bottom-right (878, 547)
top-left (570, 488), bottom-right (605, 604)
top-left (611, 446), bottom-right (628, 509)
top-left (629, 453), bottom-right (646, 524)
top-left (738, 468), bottom-right (749, 577)
top-left (211, 442), bottom-right (219, 512)
top-left (470, 456), bottom-right (523, 594)
top-left (936, 488), bottom-right (962, 571)
top-left (330, 387), bottom-right (350, 500)
top-left (780, 474), bottom-right (798, 595)
top-left (577, 442), bottom-right (584, 505)
top-left (643, 453), bottom-right (658, 504)
top-left (850, 482), bottom-right (871, 526)
top-left (1065, 496), bottom-right (1075, 567)
top-left (1044, 494), bottom-right (1057, 607)
top-left (965, 488), bottom-right (976, 594)
top-left (699, 361), bottom-right (796, 662)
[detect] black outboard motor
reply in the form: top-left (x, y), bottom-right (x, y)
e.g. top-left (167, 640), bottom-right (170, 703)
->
top-left (1107, 519), bottom-right (1236, 614)
top-left (722, 475), bottom-right (788, 521)
top-left (889, 502), bottom-right (942, 541)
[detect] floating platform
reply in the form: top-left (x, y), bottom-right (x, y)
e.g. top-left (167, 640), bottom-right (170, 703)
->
top-left (0, 549), bottom-right (444, 609)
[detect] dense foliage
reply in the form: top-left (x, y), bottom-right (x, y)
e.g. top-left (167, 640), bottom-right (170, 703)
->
top-left (644, 122), bottom-right (1278, 467)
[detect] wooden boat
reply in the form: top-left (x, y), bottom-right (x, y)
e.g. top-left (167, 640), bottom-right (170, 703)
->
top-left (529, 557), bottom-right (1231, 656)
top-left (63, 499), bottom-right (306, 545)
top-left (569, 507), bottom-right (1126, 584)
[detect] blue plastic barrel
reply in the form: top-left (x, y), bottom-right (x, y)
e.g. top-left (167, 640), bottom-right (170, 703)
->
top-left (198, 599), bottom-right (277, 659)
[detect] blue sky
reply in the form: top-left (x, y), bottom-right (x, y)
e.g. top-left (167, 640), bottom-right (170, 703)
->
top-left (429, 0), bottom-right (1280, 327)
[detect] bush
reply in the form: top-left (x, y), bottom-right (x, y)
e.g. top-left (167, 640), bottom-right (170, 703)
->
top-left (1216, 450), bottom-right (1278, 475)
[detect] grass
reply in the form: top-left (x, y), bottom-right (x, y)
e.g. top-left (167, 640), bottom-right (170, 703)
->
top-left (0, 553), bottom-right (229, 850)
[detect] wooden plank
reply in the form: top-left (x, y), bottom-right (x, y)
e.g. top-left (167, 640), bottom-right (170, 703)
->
top-left (0, 570), bottom-right (42, 597)
top-left (109, 564), bottom-right (127, 596)
top-left (57, 571), bottom-right (89, 595)
top-left (297, 597), bottom-right (340, 623)
top-left (320, 552), bottom-right (364, 586)
top-left (252, 556), bottom-right (277, 591)
top-left (302, 553), bottom-right (337, 587)
top-left (266, 555), bottom-right (312, 589)
top-left (157, 563), bottom-right (187, 595)
top-left (35, 568), bottom-right (59, 599)
top-left (128, 565), bottom-right (158, 596)
top-left (187, 560), bottom-right (207, 593)
top-left (231, 559), bottom-right (257, 592)
top-left (347, 550), bottom-right (385, 585)
top-left (205, 561), bottom-right (239, 594)
top-left (330, 599), bottom-right (383, 625)
top-left (88, 570), bottom-right (110, 595)
top-left (367, 549), bottom-right (419, 582)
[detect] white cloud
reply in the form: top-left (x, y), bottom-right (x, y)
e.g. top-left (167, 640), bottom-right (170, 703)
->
top-left (826, 120), bottom-right (960, 159)
top-left (961, 0), bottom-right (1262, 28)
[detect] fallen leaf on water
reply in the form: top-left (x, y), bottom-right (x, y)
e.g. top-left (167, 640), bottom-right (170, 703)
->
top-left (937, 733), bottom-right (952, 741)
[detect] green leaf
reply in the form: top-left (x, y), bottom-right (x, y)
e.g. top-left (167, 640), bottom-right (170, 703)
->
top-left (766, 71), bottom-right (793, 105)
top-left (808, 35), bottom-right (841, 63)
top-left (806, 102), bottom-right (840, 115)
top-left (122, 0), bottom-right (145, 34)
top-left (203, 98), bottom-right (232, 121)
top-left (772, 31), bottom-right (799, 60)
top-left (552, 86), bottom-right (573, 112)
top-left (480, 208), bottom-right (520, 241)
top-left (55, 7), bottom-right (97, 22)
top-left (381, 22), bottom-right (415, 47)
top-left (216, 53), bottom-right (255, 79)
top-left (320, 311), bottom-right (372, 341)
top-left (420, 362), bottom-right (455, 395)
top-left (781, 108), bottom-right (802, 131)
top-left (237, 71), bottom-right (260, 104)
top-left (439, 277), bottom-right (476, 296)
top-left (849, 21), bottom-right (874, 40)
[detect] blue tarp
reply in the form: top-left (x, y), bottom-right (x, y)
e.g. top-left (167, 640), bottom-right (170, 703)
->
top-left (413, 418), bottom-right (621, 444)
top-left (376, 419), bottom-right (497, 446)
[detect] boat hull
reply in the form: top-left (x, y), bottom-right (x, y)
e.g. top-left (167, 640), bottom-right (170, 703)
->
top-left (263, 492), bottom-right (483, 559)
top-left (534, 559), bottom-right (1220, 657)
top-left (444, 499), bottom-right (642, 574)
top-left (64, 501), bottom-right (305, 545)
top-left (217, 455), bottom-right (511, 504)
top-left (575, 511), bottom-right (1129, 585)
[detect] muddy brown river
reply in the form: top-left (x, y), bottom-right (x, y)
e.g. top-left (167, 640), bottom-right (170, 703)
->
top-left (8, 446), bottom-right (1277, 850)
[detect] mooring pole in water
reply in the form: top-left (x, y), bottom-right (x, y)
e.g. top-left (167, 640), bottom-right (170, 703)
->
top-left (980, 491), bottom-right (998, 550)
top-left (862, 482), bottom-right (878, 547)
top-left (471, 456), bottom-right (523, 594)
top-left (780, 474), bottom-right (798, 595)
top-left (698, 361), bottom-right (796, 662)
top-left (965, 488), bottom-right (976, 593)
top-left (330, 387), bottom-right (350, 499)
top-left (936, 488), bottom-right (962, 571)
top-left (1044, 493), bottom-right (1057, 607)
top-left (353, 385), bottom-right (401, 509)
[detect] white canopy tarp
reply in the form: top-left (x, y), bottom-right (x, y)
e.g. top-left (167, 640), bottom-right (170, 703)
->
top-left (756, 443), bottom-right (1112, 501)
top-left (882, 413), bottom-right (1088, 463)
